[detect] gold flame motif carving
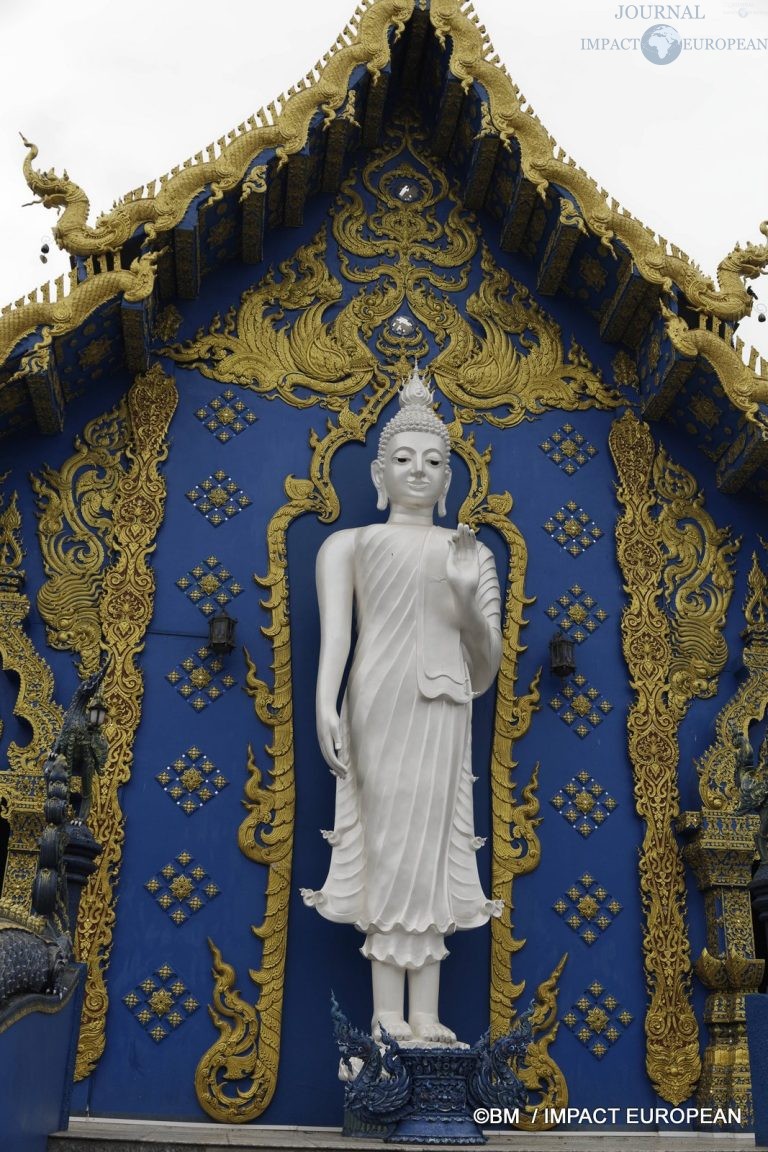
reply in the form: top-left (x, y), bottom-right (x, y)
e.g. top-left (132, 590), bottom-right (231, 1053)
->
top-left (32, 402), bottom-right (129, 677)
top-left (609, 410), bottom-right (737, 1104)
top-left (424, 247), bottom-right (620, 427)
top-left (168, 119), bottom-right (618, 432)
top-left (165, 226), bottom-right (377, 408)
top-left (74, 364), bottom-right (178, 1079)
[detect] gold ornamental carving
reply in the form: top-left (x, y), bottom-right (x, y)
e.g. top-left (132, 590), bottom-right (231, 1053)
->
top-left (698, 550), bottom-right (768, 811)
top-left (32, 401), bottom-right (129, 677)
top-left (609, 409), bottom-right (737, 1105)
top-left (195, 368), bottom-right (566, 1124)
top-left (17, 1), bottom-right (415, 257)
top-left (74, 364), bottom-right (178, 1080)
top-left (165, 225), bottom-right (378, 409)
top-left (168, 119), bottom-right (619, 431)
top-left (0, 240), bottom-right (159, 377)
top-left (0, 479), bottom-right (63, 912)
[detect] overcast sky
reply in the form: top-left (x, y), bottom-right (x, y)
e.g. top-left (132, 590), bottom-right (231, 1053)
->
top-left (1, 0), bottom-right (766, 354)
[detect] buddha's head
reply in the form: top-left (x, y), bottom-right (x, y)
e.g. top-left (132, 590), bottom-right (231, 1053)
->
top-left (371, 365), bottom-right (451, 517)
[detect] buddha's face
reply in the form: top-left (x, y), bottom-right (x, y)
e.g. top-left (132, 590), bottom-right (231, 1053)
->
top-left (372, 430), bottom-right (450, 513)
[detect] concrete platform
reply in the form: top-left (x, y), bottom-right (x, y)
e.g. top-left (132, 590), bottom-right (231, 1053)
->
top-left (47, 1117), bottom-right (766, 1152)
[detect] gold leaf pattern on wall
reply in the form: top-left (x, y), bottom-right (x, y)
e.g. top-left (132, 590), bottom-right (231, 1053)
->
top-left (75, 364), bottom-right (178, 1080)
top-left (164, 226), bottom-right (378, 410)
top-left (167, 119), bottom-right (619, 432)
top-left (421, 247), bottom-right (621, 427)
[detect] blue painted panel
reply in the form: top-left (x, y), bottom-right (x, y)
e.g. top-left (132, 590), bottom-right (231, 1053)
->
top-left (0, 965), bottom-right (84, 1152)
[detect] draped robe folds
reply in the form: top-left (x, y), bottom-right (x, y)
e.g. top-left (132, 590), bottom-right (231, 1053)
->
top-left (308, 523), bottom-right (502, 970)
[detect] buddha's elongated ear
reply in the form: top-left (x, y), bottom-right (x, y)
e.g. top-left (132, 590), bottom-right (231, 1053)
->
top-left (437, 466), bottom-right (451, 518)
top-left (371, 460), bottom-right (388, 511)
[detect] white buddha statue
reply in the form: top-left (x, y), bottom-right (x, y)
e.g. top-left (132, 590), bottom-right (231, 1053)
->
top-left (302, 365), bottom-right (503, 1045)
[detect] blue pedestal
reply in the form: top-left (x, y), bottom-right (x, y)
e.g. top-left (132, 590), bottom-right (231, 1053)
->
top-left (387, 1048), bottom-right (486, 1145)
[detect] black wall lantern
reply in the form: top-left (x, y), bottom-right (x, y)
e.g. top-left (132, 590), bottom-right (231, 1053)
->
top-left (87, 691), bottom-right (108, 727)
top-left (208, 608), bottom-right (237, 656)
top-left (549, 630), bottom-right (576, 679)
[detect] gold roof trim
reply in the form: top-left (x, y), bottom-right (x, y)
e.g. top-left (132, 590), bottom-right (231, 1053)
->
top-left (661, 301), bottom-right (768, 427)
top-left (429, 0), bottom-right (768, 323)
top-left (18, 0), bottom-right (413, 256)
top-left (2, 0), bottom-right (767, 384)
top-left (0, 251), bottom-right (158, 371)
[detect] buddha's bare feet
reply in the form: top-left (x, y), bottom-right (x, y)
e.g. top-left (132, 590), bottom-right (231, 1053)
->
top-left (373, 1012), bottom-right (413, 1043)
top-left (409, 1012), bottom-right (457, 1044)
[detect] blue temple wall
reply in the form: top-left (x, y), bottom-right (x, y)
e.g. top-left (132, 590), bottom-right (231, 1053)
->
top-left (0, 121), bottom-right (764, 1132)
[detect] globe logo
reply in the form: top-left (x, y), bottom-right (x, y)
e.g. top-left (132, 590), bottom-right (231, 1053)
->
top-left (641, 24), bottom-right (683, 64)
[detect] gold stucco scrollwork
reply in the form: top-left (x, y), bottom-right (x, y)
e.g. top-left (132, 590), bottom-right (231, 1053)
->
top-left (422, 246), bottom-right (620, 427)
top-left (0, 481), bottom-right (63, 912)
top-left (31, 402), bottom-right (129, 677)
top-left (653, 446), bottom-right (739, 718)
top-left (609, 410), bottom-right (737, 1105)
top-left (165, 226), bottom-right (378, 410)
top-left (75, 363), bottom-right (178, 1080)
top-left (195, 739), bottom-right (295, 1123)
top-left (166, 117), bottom-right (616, 432)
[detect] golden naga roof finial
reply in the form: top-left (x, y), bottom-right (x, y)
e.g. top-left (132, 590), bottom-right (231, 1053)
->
top-left (20, 132), bottom-right (90, 249)
top-left (716, 220), bottom-right (768, 304)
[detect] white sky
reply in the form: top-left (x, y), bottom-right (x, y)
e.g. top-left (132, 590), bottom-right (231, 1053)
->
top-left (1, 0), bottom-right (766, 353)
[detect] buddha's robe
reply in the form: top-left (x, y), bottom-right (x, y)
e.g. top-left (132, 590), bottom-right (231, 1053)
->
top-left (309, 523), bottom-right (501, 969)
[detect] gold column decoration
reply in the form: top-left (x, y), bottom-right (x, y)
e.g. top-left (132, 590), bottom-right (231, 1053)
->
top-left (195, 366), bottom-right (566, 1124)
top-left (609, 410), bottom-right (738, 1105)
top-left (698, 552), bottom-right (768, 811)
top-left (677, 549), bottom-right (768, 1125)
top-left (0, 480), bottom-right (63, 913)
top-left (74, 363), bottom-right (178, 1080)
top-left (31, 401), bottom-right (129, 677)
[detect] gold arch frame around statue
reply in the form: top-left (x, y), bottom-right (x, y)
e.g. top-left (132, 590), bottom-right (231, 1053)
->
top-left (194, 361), bottom-right (567, 1126)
